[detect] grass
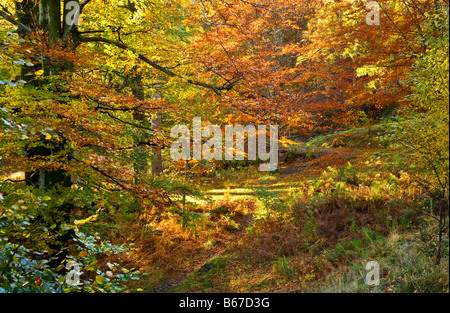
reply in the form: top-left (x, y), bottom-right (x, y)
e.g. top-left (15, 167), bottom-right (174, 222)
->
top-left (313, 232), bottom-right (449, 293)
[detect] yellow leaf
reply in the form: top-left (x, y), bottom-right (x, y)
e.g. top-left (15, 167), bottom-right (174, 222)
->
top-left (95, 275), bottom-right (105, 284)
top-left (45, 134), bottom-right (51, 140)
top-left (34, 70), bottom-right (44, 76)
top-left (79, 251), bottom-right (88, 258)
top-left (74, 219), bottom-right (85, 225)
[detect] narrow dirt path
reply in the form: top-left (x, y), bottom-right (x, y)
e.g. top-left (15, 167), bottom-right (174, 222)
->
top-left (152, 213), bottom-right (255, 293)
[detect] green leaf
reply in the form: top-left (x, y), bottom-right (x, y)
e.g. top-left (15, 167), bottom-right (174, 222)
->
top-left (95, 275), bottom-right (105, 285)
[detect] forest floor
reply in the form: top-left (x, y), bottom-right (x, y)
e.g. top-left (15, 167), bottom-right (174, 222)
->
top-left (112, 125), bottom-right (448, 293)
top-left (153, 150), bottom-right (362, 292)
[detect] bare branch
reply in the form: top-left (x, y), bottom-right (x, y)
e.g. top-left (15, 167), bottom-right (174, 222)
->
top-left (0, 6), bottom-right (33, 34)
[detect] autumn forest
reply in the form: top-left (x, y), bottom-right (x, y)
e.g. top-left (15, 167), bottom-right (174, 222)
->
top-left (0, 0), bottom-right (448, 295)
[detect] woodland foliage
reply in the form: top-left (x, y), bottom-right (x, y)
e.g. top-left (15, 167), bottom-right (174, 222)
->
top-left (0, 0), bottom-right (448, 293)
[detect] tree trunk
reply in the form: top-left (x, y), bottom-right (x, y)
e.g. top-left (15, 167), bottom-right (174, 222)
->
top-left (63, 0), bottom-right (80, 36)
top-left (151, 113), bottom-right (163, 175)
top-left (19, 0), bottom-right (76, 272)
top-left (25, 0), bottom-right (70, 189)
top-left (131, 73), bottom-right (150, 183)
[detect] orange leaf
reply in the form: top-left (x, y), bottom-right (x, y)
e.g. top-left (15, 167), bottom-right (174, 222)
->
top-left (79, 251), bottom-right (88, 258)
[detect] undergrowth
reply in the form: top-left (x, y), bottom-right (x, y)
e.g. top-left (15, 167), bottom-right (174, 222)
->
top-left (167, 150), bottom-right (448, 293)
top-left (87, 129), bottom-right (448, 293)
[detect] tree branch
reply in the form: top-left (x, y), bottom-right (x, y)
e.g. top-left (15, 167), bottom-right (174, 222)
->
top-left (79, 35), bottom-right (236, 96)
top-left (72, 156), bottom-right (129, 191)
top-left (0, 6), bottom-right (33, 34)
